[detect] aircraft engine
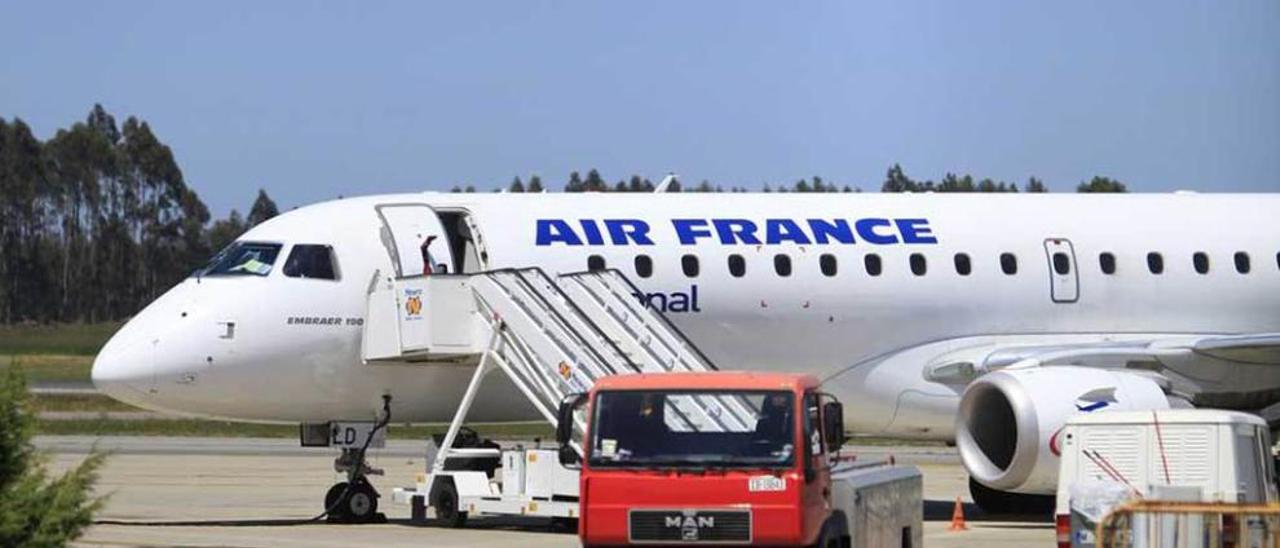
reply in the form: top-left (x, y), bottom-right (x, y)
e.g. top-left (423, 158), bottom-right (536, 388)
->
top-left (955, 366), bottom-right (1169, 494)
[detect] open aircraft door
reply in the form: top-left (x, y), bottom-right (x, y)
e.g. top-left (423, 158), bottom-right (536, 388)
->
top-left (363, 204), bottom-right (462, 362)
top-left (375, 204), bottom-right (455, 277)
top-left (1044, 238), bottom-right (1079, 303)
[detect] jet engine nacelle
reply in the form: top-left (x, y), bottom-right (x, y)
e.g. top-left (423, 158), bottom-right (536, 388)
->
top-left (955, 366), bottom-right (1169, 494)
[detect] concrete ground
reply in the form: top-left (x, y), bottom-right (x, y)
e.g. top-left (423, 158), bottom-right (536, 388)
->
top-left (40, 436), bottom-right (1053, 547)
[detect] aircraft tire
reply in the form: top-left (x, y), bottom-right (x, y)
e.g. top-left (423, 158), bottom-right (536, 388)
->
top-left (324, 482), bottom-right (350, 521)
top-left (344, 479), bottom-right (379, 522)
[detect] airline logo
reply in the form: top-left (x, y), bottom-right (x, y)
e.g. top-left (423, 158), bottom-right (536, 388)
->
top-left (535, 218), bottom-right (937, 246)
top-left (1049, 427), bottom-right (1066, 457)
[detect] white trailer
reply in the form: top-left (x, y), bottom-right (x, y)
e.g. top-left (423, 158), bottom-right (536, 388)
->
top-left (1055, 409), bottom-right (1279, 547)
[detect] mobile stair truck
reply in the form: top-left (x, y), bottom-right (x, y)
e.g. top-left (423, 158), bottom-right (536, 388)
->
top-left (371, 268), bottom-right (921, 545)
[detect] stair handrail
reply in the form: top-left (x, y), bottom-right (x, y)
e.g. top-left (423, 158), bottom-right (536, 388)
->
top-left (562, 268), bottom-right (719, 371)
top-left (507, 268), bottom-right (636, 376)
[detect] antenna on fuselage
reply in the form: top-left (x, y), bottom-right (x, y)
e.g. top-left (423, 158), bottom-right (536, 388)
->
top-left (654, 173), bottom-right (678, 193)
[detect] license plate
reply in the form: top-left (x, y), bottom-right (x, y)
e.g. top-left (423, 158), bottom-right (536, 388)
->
top-left (749, 475), bottom-right (785, 492)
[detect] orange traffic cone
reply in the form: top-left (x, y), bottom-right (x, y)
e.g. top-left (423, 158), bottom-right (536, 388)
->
top-left (947, 497), bottom-right (968, 531)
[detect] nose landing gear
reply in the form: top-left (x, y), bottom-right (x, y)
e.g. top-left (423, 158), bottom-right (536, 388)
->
top-left (319, 396), bottom-right (392, 524)
top-left (325, 476), bottom-right (383, 523)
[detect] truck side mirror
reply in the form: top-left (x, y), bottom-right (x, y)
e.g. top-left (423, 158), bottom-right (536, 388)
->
top-left (556, 393), bottom-right (586, 467)
top-left (823, 401), bottom-right (845, 449)
top-left (558, 445), bottom-right (580, 467)
top-left (555, 393), bottom-right (585, 445)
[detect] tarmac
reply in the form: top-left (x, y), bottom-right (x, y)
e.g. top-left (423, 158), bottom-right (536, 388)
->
top-left (38, 436), bottom-right (1053, 547)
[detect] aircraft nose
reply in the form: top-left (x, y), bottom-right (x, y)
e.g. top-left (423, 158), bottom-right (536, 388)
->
top-left (92, 331), bottom-right (153, 405)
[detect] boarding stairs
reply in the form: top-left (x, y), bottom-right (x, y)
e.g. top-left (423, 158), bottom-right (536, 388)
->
top-left (362, 268), bottom-right (758, 454)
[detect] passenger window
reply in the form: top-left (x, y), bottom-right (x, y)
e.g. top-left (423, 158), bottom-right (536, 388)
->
top-left (728, 254), bottom-right (746, 278)
top-left (774, 254), bottom-right (792, 277)
top-left (1052, 252), bottom-right (1071, 275)
top-left (634, 255), bottom-right (653, 278)
top-left (1099, 252), bottom-right (1116, 275)
top-left (819, 254), bottom-right (837, 277)
top-left (681, 254), bottom-right (700, 278)
top-left (1147, 252), bottom-right (1163, 274)
top-left (1235, 252), bottom-right (1251, 274)
top-left (283, 244), bottom-right (338, 280)
top-left (909, 253), bottom-right (926, 276)
top-left (1000, 253), bottom-right (1018, 275)
top-left (954, 253), bottom-right (971, 276)
top-left (1193, 252), bottom-right (1209, 275)
top-left (587, 255), bottom-right (606, 272)
top-left (864, 254), bottom-right (882, 277)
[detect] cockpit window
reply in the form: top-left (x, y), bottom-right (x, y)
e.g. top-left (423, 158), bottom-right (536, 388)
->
top-left (200, 242), bottom-right (283, 277)
top-left (283, 244), bottom-right (339, 280)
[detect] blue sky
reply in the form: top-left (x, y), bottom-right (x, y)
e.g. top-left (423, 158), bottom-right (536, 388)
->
top-left (2, 1), bottom-right (1277, 216)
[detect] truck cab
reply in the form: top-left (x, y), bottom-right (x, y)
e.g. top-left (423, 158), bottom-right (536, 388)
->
top-left (556, 371), bottom-right (849, 546)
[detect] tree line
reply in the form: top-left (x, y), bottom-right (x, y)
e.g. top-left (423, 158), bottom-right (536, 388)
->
top-left (458, 164), bottom-right (1127, 194)
top-left (1, 104), bottom-right (1127, 324)
top-left (0, 105), bottom-right (278, 324)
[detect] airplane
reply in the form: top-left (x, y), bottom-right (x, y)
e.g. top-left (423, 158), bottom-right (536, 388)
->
top-left (91, 189), bottom-right (1280, 515)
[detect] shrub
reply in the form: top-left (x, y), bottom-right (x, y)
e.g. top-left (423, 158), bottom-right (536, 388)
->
top-left (0, 365), bottom-right (106, 547)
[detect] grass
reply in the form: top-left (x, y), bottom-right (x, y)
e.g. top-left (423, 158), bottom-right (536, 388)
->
top-left (847, 435), bottom-right (947, 447)
top-left (0, 322), bottom-right (120, 356)
top-left (36, 418), bottom-right (557, 440)
top-left (29, 393), bottom-right (140, 413)
top-left (0, 322), bottom-right (114, 385)
top-left (1, 355), bottom-right (95, 384)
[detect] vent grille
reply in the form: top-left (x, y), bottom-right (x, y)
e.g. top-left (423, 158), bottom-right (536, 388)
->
top-left (1159, 425), bottom-right (1213, 484)
top-left (1082, 426), bottom-right (1143, 482)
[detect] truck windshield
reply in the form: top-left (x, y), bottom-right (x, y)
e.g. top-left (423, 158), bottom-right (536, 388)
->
top-left (589, 390), bottom-right (794, 468)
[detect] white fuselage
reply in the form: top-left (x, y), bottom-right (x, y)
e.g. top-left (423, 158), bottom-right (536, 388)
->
top-left (92, 192), bottom-right (1280, 439)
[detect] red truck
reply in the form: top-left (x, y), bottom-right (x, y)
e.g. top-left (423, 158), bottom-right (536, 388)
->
top-left (555, 371), bottom-right (922, 547)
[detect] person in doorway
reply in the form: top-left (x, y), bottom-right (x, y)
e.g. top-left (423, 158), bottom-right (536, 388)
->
top-left (420, 235), bottom-right (438, 275)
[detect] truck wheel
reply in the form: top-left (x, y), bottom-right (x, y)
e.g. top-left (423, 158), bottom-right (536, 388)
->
top-left (814, 523), bottom-right (842, 548)
top-left (433, 480), bottom-right (468, 528)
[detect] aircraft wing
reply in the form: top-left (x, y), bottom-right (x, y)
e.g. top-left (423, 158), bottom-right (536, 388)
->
top-left (919, 332), bottom-right (1280, 413)
top-left (1188, 333), bottom-right (1280, 365)
top-left (971, 333), bottom-right (1280, 371)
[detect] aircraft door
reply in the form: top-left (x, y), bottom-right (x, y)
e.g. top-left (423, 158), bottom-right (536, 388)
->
top-left (375, 204), bottom-right (455, 278)
top-left (1044, 238), bottom-right (1079, 303)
